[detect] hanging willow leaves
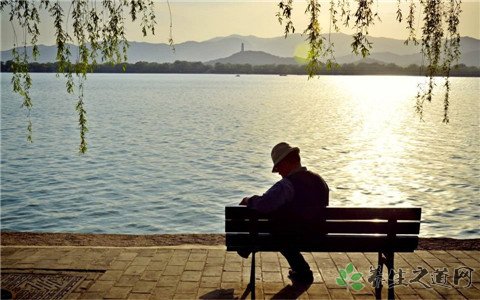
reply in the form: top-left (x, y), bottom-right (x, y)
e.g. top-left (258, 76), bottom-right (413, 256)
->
top-left (277, 0), bottom-right (462, 123)
top-left (1, 0), bottom-right (162, 153)
top-left (277, 0), bottom-right (295, 38)
top-left (0, 0), bottom-right (464, 152)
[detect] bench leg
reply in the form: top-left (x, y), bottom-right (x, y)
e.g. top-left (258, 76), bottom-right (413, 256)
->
top-left (386, 252), bottom-right (395, 300)
top-left (249, 251), bottom-right (256, 300)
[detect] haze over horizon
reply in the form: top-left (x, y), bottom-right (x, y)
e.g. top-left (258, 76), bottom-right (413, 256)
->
top-left (1, 1), bottom-right (479, 51)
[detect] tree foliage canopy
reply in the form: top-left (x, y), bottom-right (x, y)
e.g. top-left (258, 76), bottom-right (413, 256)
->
top-left (0, 0), bottom-right (463, 153)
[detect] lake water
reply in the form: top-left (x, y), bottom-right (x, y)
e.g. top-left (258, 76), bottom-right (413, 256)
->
top-left (1, 73), bottom-right (479, 237)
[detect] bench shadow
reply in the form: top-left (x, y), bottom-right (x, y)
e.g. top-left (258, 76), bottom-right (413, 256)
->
top-left (199, 288), bottom-right (236, 299)
top-left (198, 283), bottom-right (310, 300)
top-left (270, 282), bottom-right (311, 299)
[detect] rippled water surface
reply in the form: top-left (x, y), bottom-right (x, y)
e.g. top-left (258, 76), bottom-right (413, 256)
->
top-left (1, 73), bottom-right (479, 237)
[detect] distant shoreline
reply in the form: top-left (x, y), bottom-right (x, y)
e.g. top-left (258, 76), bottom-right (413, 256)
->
top-left (1, 60), bottom-right (479, 77)
top-left (1, 232), bottom-right (479, 250)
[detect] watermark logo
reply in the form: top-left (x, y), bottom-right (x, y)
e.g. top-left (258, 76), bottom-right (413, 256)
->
top-left (368, 266), bottom-right (475, 289)
top-left (336, 263), bottom-right (365, 291)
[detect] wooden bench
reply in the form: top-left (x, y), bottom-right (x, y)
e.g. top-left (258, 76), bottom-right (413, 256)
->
top-left (225, 205), bottom-right (421, 299)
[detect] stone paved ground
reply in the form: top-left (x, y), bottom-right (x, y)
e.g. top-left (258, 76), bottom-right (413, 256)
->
top-left (1, 246), bottom-right (479, 299)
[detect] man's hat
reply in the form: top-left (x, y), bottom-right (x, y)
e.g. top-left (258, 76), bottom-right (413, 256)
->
top-left (271, 142), bottom-right (300, 172)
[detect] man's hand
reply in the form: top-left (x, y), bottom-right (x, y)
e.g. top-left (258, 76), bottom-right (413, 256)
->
top-left (239, 197), bottom-right (250, 206)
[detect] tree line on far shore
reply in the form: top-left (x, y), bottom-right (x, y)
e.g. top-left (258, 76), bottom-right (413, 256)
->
top-left (1, 60), bottom-right (479, 77)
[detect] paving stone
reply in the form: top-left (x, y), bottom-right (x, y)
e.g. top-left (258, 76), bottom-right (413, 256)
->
top-left (151, 253), bottom-right (172, 262)
top-left (222, 271), bottom-right (242, 283)
top-left (116, 275), bottom-right (141, 287)
top-left (424, 258), bottom-right (449, 268)
top-left (458, 258), bottom-right (480, 268)
top-left (207, 249), bottom-right (225, 257)
top-left (110, 260), bottom-right (130, 270)
top-left (312, 270), bottom-right (324, 283)
top-left (219, 281), bottom-right (245, 292)
top-left (329, 288), bottom-right (354, 299)
top-left (262, 282), bottom-right (285, 294)
top-left (163, 265), bottom-right (184, 276)
top-left (449, 251), bottom-right (473, 259)
top-left (262, 262), bottom-right (281, 272)
top-left (34, 259), bottom-right (59, 269)
top-left (173, 293), bottom-right (196, 299)
top-left (262, 271), bottom-right (283, 283)
top-left (434, 284), bottom-right (468, 299)
top-left (99, 270), bottom-right (124, 281)
top-left (414, 288), bottom-right (444, 299)
top-left (131, 257), bottom-right (152, 266)
top-left (185, 261), bottom-right (204, 271)
top-left (353, 294), bottom-right (373, 300)
top-left (10, 263), bottom-right (36, 269)
top-left (157, 275), bottom-right (180, 287)
top-left (117, 252), bottom-right (139, 261)
top-left (76, 279), bottom-right (94, 292)
top-left (206, 256), bottom-right (225, 265)
top-left (315, 258), bottom-right (337, 269)
top-left (137, 249), bottom-right (157, 257)
top-left (140, 270), bottom-right (162, 281)
top-left (197, 287), bottom-right (222, 299)
top-left (173, 249), bottom-right (191, 256)
top-left (87, 280), bottom-right (115, 292)
top-left (149, 287), bottom-right (175, 300)
top-left (180, 271), bottom-right (202, 282)
top-left (200, 276), bottom-right (221, 288)
top-left (124, 265), bottom-right (148, 276)
top-left (127, 292), bottom-right (150, 299)
top-left (105, 286), bottom-right (132, 299)
top-left (306, 283), bottom-right (329, 297)
top-left (430, 250), bottom-right (461, 263)
top-left (132, 280), bottom-right (157, 293)
top-left (396, 293), bottom-right (420, 299)
top-left (146, 261), bottom-right (167, 271)
top-left (78, 291), bottom-right (107, 299)
top-left (457, 286), bottom-right (480, 299)
top-left (203, 265), bottom-right (223, 277)
top-left (223, 262), bottom-right (242, 271)
top-left (66, 292), bottom-right (81, 299)
top-left (175, 281), bottom-right (199, 294)
top-left (188, 253), bottom-right (207, 262)
top-left (394, 285), bottom-right (417, 295)
top-left (168, 256), bottom-right (188, 266)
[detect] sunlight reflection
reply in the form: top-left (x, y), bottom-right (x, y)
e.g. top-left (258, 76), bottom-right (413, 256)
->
top-left (332, 76), bottom-right (418, 206)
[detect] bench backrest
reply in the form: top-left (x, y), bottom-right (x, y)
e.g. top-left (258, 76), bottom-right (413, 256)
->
top-left (225, 206), bottom-right (421, 253)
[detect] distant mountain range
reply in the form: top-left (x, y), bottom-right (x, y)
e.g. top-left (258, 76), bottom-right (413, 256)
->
top-left (1, 33), bottom-right (479, 67)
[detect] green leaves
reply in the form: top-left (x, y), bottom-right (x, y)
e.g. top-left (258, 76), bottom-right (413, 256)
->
top-left (277, 0), bottom-right (295, 38)
top-left (335, 262), bottom-right (365, 291)
top-left (346, 262), bottom-right (354, 274)
top-left (336, 277), bottom-right (346, 286)
top-left (351, 282), bottom-right (364, 291)
top-left (351, 272), bottom-right (362, 281)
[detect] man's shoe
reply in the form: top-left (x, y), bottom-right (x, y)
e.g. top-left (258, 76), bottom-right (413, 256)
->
top-left (237, 250), bottom-right (251, 259)
top-left (288, 269), bottom-right (314, 285)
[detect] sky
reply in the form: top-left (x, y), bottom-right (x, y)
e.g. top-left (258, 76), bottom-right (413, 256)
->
top-left (1, 0), bottom-right (479, 50)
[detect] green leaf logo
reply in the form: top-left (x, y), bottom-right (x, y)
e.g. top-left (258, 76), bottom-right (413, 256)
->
top-left (335, 263), bottom-right (365, 291)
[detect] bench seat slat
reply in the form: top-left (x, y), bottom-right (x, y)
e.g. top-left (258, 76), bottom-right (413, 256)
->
top-left (225, 220), bottom-right (420, 234)
top-left (225, 206), bottom-right (421, 221)
top-left (226, 233), bottom-right (419, 252)
top-left (325, 207), bottom-right (421, 220)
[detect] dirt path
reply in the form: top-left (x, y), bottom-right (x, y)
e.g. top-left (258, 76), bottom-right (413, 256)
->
top-left (1, 232), bottom-right (479, 250)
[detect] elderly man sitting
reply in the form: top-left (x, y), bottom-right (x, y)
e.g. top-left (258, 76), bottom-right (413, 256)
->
top-left (239, 142), bottom-right (329, 285)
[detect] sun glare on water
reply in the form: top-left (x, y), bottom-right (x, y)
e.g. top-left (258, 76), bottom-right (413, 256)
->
top-left (329, 76), bottom-right (419, 206)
